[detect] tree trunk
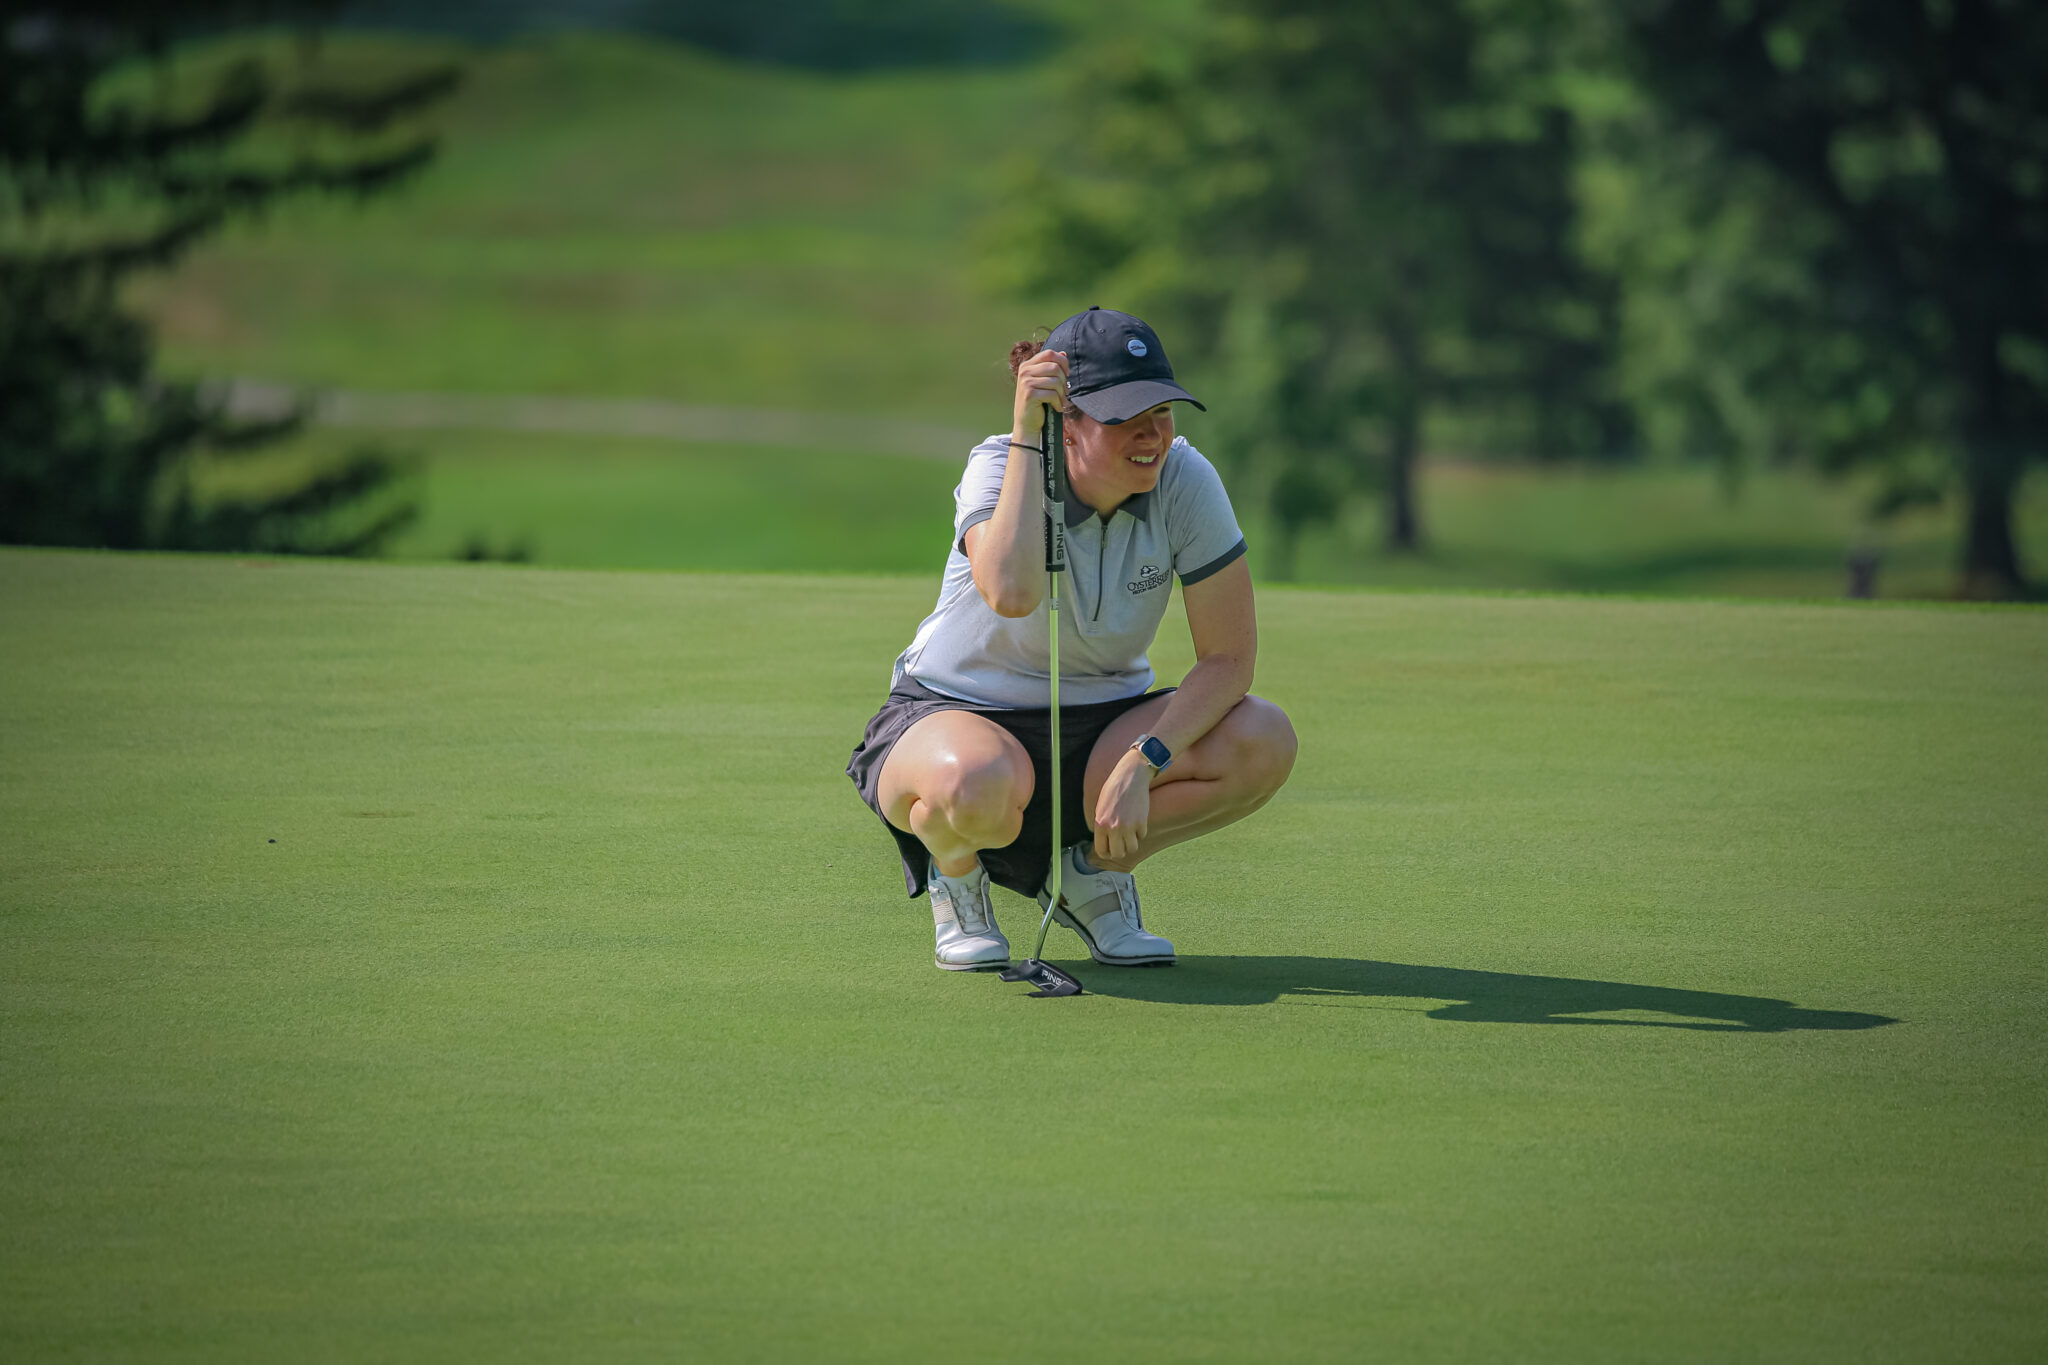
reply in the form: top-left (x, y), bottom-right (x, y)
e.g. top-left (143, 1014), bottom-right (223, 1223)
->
top-left (1386, 403), bottom-right (1421, 553)
top-left (1385, 324), bottom-right (1425, 554)
top-left (1956, 331), bottom-right (2031, 600)
top-left (1959, 463), bottom-right (2028, 600)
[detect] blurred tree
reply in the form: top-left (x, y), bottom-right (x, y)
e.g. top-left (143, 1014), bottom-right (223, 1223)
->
top-left (1575, 84), bottom-right (1836, 496)
top-left (988, 0), bottom-right (1628, 570)
top-left (631, 0), bottom-right (1056, 70)
top-left (0, 1), bottom-right (456, 555)
top-left (1616, 0), bottom-right (2047, 599)
top-left (327, 0), bottom-right (1058, 72)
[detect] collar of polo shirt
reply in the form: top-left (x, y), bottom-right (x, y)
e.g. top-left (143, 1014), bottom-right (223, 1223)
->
top-left (1064, 489), bottom-right (1154, 528)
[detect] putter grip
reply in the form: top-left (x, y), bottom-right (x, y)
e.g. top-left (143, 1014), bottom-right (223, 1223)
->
top-left (1042, 407), bottom-right (1066, 572)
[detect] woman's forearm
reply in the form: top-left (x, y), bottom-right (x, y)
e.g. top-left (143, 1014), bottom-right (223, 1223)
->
top-left (1146, 651), bottom-right (1254, 760)
top-left (970, 428), bottom-right (1049, 617)
top-left (975, 347), bottom-right (1069, 617)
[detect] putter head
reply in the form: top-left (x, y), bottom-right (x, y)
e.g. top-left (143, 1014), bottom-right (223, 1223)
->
top-left (998, 958), bottom-right (1083, 998)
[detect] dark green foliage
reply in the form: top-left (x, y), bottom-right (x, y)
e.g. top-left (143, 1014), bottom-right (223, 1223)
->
top-left (0, 1), bottom-right (453, 555)
top-left (989, 0), bottom-right (1627, 568)
top-left (1616, 0), bottom-right (2048, 598)
top-left (326, 0), bottom-right (1059, 71)
top-left (993, 0), bottom-right (2040, 596)
top-left (455, 531), bottom-right (533, 564)
top-left (630, 0), bottom-right (1057, 71)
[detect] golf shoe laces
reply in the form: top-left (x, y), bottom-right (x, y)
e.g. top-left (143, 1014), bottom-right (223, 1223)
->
top-left (936, 867), bottom-right (994, 935)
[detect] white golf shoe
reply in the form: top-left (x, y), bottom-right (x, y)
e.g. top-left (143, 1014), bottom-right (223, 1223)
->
top-left (1039, 843), bottom-right (1175, 966)
top-left (930, 862), bottom-right (1010, 971)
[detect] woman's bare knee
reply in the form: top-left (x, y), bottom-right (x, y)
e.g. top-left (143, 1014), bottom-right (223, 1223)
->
top-left (923, 753), bottom-right (1028, 844)
top-left (1219, 696), bottom-right (1298, 801)
top-left (879, 711), bottom-right (1032, 844)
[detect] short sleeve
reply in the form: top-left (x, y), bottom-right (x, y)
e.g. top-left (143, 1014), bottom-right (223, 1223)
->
top-left (1163, 441), bottom-right (1247, 586)
top-left (952, 435), bottom-right (1012, 555)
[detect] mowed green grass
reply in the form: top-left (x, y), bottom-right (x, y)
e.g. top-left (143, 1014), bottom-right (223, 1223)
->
top-left (1282, 458), bottom-right (2048, 600)
top-left (3, 549), bottom-right (2044, 1362)
top-left (264, 428), bottom-right (966, 574)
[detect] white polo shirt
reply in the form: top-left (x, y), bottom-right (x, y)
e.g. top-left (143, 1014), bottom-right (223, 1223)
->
top-left (890, 434), bottom-right (1247, 708)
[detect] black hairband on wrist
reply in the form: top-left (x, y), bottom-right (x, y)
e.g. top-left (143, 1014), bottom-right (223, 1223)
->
top-left (1008, 440), bottom-right (1044, 453)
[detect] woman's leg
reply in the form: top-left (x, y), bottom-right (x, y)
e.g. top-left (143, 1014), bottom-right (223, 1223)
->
top-left (876, 710), bottom-right (1034, 877)
top-left (1080, 694), bottom-right (1298, 872)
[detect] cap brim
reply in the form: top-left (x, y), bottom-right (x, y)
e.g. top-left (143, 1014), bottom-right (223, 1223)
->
top-left (1070, 379), bottom-right (1206, 424)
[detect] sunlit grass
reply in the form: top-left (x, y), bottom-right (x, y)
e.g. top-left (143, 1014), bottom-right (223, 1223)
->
top-left (4, 549), bottom-right (2043, 1360)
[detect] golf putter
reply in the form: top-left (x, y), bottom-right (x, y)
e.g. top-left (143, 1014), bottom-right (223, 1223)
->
top-left (1000, 403), bottom-right (1083, 999)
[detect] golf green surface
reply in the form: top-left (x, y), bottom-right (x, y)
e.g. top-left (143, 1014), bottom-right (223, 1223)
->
top-left (4, 549), bottom-right (2044, 1361)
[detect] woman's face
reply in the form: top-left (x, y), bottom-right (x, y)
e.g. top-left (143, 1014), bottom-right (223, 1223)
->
top-left (1066, 403), bottom-right (1176, 505)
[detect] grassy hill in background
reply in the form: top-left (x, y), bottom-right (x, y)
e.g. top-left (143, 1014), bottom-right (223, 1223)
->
top-left (5, 549), bottom-right (2044, 1359)
top-left (136, 31), bottom-right (1059, 427)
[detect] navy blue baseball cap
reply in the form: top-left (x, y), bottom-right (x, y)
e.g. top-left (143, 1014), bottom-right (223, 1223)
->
top-left (1045, 306), bottom-right (1206, 424)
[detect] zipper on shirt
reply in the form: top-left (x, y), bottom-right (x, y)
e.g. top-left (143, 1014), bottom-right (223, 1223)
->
top-left (1093, 518), bottom-right (1107, 623)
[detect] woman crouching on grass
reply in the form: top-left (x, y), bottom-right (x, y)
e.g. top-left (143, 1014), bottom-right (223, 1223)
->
top-left (846, 306), bottom-right (1298, 970)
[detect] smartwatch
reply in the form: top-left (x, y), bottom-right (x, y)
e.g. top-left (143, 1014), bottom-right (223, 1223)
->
top-left (1132, 734), bottom-right (1173, 773)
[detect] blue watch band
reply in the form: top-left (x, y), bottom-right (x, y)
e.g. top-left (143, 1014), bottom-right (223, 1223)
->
top-left (1136, 734), bottom-right (1173, 772)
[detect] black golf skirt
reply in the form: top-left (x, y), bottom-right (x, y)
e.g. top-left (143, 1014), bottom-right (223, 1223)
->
top-left (846, 677), bottom-right (1172, 900)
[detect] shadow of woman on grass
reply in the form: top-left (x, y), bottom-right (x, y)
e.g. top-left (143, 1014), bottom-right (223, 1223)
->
top-left (1069, 957), bottom-right (1895, 1032)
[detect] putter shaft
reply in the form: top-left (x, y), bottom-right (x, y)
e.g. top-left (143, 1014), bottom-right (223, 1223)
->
top-left (1037, 404), bottom-right (1065, 964)
top-left (998, 407), bottom-right (1082, 998)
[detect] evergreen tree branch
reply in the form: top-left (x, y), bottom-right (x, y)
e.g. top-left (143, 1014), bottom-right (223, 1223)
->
top-left (282, 64), bottom-right (463, 133)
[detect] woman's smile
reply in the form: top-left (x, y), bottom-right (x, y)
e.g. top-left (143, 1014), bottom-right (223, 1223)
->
top-left (1066, 402), bottom-right (1175, 508)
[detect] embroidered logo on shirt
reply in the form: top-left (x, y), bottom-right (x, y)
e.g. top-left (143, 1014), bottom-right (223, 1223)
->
top-left (1127, 564), bottom-right (1169, 594)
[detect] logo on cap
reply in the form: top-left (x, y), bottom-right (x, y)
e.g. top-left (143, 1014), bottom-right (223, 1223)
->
top-left (1126, 338), bottom-right (1148, 357)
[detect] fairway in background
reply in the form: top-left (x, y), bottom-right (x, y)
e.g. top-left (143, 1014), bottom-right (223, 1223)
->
top-left (1269, 459), bottom-right (2048, 600)
top-left (199, 427), bottom-right (966, 573)
top-left (131, 32), bottom-right (1056, 428)
top-left (205, 424), bottom-right (2048, 596)
top-left (4, 549), bottom-right (2044, 1361)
